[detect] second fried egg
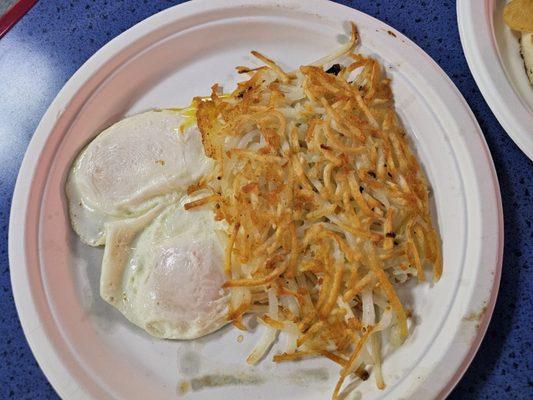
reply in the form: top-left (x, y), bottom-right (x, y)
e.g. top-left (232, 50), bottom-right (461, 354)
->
top-left (100, 199), bottom-right (229, 339)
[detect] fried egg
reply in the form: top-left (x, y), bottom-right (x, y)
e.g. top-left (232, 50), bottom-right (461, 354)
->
top-left (100, 199), bottom-right (229, 339)
top-left (66, 110), bottom-right (212, 246)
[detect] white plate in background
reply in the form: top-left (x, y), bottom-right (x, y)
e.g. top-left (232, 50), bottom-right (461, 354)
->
top-left (9, 1), bottom-right (502, 399)
top-left (458, 0), bottom-right (533, 160)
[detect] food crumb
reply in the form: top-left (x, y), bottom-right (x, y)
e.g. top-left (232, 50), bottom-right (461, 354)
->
top-left (237, 334), bottom-right (244, 343)
top-left (387, 30), bottom-right (397, 38)
top-left (178, 380), bottom-right (190, 395)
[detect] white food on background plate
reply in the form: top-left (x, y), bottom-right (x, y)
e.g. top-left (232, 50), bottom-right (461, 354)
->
top-left (520, 31), bottom-right (533, 84)
top-left (65, 110), bottom-right (212, 246)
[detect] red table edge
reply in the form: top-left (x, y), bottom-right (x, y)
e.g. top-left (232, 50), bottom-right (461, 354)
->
top-left (0, 0), bottom-right (38, 39)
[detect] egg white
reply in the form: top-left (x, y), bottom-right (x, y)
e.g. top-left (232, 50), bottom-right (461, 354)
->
top-left (100, 199), bottom-right (229, 339)
top-left (66, 110), bottom-right (212, 246)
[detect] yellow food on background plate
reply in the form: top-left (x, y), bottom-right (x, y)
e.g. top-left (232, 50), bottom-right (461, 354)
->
top-left (504, 0), bottom-right (533, 32)
top-left (504, 0), bottom-right (533, 84)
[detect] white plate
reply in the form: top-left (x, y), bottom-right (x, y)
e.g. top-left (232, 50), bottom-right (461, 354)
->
top-left (9, 1), bottom-right (503, 399)
top-left (457, 0), bottom-right (533, 160)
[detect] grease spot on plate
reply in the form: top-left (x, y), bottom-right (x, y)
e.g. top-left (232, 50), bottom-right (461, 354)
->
top-left (189, 372), bottom-right (266, 391)
top-left (288, 368), bottom-right (329, 386)
top-left (178, 350), bottom-right (201, 377)
top-left (462, 305), bottom-right (488, 323)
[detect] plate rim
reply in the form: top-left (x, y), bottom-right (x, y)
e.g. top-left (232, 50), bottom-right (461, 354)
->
top-left (457, 0), bottom-right (533, 160)
top-left (9, 0), bottom-right (503, 399)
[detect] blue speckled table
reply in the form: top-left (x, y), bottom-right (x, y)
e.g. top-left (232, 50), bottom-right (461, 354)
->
top-left (0, 1), bottom-right (531, 399)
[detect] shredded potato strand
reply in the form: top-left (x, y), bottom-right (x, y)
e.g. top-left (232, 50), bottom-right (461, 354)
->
top-left (194, 23), bottom-right (442, 400)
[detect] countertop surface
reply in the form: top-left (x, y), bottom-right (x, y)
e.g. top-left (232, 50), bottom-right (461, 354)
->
top-left (0, 0), bottom-right (531, 399)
